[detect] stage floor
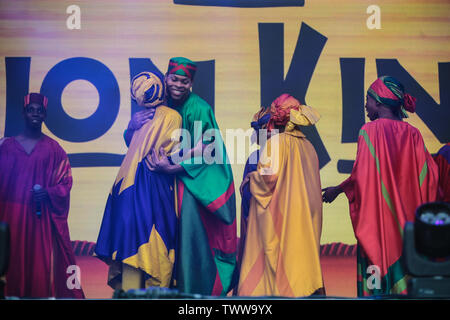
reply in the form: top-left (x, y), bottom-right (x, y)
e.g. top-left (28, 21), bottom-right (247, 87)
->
top-left (75, 255), bottom-right (357, 299)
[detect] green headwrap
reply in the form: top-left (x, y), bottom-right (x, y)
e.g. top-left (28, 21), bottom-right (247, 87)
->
top-left (167, 57), bottom-right (197, 80)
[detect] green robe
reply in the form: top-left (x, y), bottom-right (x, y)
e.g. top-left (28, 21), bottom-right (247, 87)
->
top-left (171, 93), bottom-right (237, 296)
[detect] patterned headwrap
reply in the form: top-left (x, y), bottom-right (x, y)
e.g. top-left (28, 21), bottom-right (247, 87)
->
top-left (250, 107), bottom-right (271, 130)
top-left (367, 76), bottom-right (416, 118)
top-left (167, 57), bottom-right (197, 80)
top-left (267, 93), bottom-right (320, 132)
top-left (131, 71), bottom-right (165, 108)
top-left (24, 93), bottom-right (48, 109)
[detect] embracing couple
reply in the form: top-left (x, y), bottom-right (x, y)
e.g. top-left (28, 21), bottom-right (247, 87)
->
top-left (95, 57), bottom-right (237, 296)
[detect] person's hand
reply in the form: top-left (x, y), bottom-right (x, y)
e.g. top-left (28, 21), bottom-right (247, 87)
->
top-left (148, 147), bottom-right (173, 173)
top-left (128, 108), bottom-right (155, 130)
top-left (32, 187), bottom-right (49, 203)
top-left (322, 186), bottom-right (342, 203)
top-left (191, 138), bottom-right (206, 158)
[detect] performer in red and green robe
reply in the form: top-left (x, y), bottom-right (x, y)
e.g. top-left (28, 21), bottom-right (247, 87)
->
top-left (0, 93), bottom-right (84, 298)
top-left (322, 76), bottom-right (438, 296)
top-left (148, 57), bottom-right (237, 296)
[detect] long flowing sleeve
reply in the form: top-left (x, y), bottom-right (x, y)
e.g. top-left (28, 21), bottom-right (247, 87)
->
top-left (47, 149), bottom-right (72, 216)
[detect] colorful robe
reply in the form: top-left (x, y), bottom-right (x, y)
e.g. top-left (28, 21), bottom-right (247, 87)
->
top-left (237, 150), bottom-right (259, 272)
top-left (238, 129), bottom-right (324, 297)
top-left (171, 93), bottom-right (237, 296)
top-left (339, 119), bottom-right (438, 296)
top-left (433, 143), bottom-right (450, 202)
top-left (0, 135), bottom-right (84, 298)
top-left (95, 106), bottom-right (182, 288)
top-left (241, 150), bottom-right (259, 223)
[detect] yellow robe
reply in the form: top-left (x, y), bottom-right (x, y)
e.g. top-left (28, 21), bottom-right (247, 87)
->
top-left (238, 129), bottom-right (323, 297)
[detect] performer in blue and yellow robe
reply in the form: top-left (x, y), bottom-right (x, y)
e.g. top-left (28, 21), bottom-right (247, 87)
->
top-left (95, 71), bottom-right (182, 289)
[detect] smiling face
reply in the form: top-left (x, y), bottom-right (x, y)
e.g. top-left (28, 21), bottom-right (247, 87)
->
top-left (365, 95), bottom-right (379, 121)
top-left (165, 73), bottom-right (193, 102)
top-left (24, 102), bottom-right (46, 130)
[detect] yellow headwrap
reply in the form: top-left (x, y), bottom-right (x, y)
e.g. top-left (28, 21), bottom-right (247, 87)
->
top-left (287, 104), bottom-right (321, 131)
top-left (130, 71), bottom-right (165, 108)
top-left (267, 93), bottom-right (320, 132)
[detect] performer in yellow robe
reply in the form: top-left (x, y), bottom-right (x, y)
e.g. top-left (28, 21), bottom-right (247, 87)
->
top-left (238, 94), bottom-right (324, 297)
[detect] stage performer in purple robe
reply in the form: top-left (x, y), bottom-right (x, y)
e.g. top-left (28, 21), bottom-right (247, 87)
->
top-left (322, 76), bottom-right (439, 296)
top-left (0, 93), bottom-right (84, 298)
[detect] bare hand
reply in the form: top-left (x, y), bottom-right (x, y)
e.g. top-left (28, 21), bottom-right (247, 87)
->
top-left (148, 147), bottom-right (173, 172)
top-left (32, 188), bottom-right (49, 203)
top-left (322, 186), bottom-right (342, 203)
top-left (191, 138), bottom-right (206, 157)
top-left (128, 108), bottom-right (155, 130)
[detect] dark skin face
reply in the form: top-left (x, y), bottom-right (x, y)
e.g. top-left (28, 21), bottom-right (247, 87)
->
top-left (365, 95), bottom-right (402, 121)
top-left (165, 73), bottom-right (193, 104)
top-left (23, 103), bottom-right (46, 133)
top-left (147, 74), bottom-right (194, 174)
top-left (365, 95), bottom-right (379, 121)
top-left (17, 103), bottom-right (49, 202)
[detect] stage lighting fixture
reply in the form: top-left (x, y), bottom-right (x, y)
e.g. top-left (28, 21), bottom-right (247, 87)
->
top-left (415, 202), bottom-right (450, 258)
top-left (403, 202), bottom-right (450, 298)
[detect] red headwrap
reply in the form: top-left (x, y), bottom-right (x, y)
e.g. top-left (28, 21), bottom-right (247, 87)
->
top-left (24, 93), bottom-right (48, 109)
top-left (403, 93), bottom-right (417, 113)
top-left (267, 94), bottom-right (301, 131)
top-left (367, 76), bottom-right (416, 116)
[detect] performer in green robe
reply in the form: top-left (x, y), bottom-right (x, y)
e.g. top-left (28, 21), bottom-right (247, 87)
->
top-left (148, 57), bottom-right (238, 296)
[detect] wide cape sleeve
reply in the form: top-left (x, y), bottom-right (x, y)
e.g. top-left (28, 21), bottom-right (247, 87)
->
top-left (45, 139), bottom-right (85, 298)
top-left (238, 131), bottom-right (323, 297)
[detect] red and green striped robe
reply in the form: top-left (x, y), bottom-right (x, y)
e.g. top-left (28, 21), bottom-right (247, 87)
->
top-left (340, 118), bottom-right (438, 296)
top-left (172, 93), bottom-right (237, 296)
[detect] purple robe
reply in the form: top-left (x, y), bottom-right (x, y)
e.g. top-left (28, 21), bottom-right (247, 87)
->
top-left (0, 135), bottom-right (84, 298)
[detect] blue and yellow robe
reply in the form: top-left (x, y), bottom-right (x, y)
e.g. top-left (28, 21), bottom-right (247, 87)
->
top-left (95, 106), bottom-right (182, 288)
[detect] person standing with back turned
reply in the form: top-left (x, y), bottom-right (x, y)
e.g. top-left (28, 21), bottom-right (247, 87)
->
top-left (238, 94), bottom-right (325, 297)
top-left (322, 76), bottom-right (438, 296)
